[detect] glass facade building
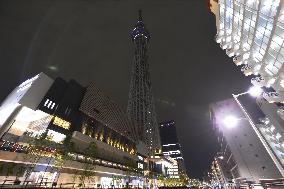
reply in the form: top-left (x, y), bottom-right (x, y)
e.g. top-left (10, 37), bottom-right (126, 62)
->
top-left (159, 120), bottom-right (186, 178)
top-left (210, 0), bottom-right (284, 103)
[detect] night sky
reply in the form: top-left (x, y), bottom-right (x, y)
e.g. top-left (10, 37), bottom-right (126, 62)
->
top-left (0, 0), bottom-right (251, 178)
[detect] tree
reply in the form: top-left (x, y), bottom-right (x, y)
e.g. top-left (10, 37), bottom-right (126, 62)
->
top-left (77, 142), bottom-right (97, 188)
top-left (157, 174), bottom-right (165, 186)
top-left (123, 157), bottom-right (137, 188)
top-left (52, 134), bottom-right (75, 185)
top-left (22, 131), bottom-right (50, 186)
top-left (22, 131), bottom-right (74, 187)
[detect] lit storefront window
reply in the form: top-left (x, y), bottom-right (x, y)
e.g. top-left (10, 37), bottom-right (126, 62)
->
top-left (47, 130), bottom-right (66, 143)
top-left (53, 116), bottom-right (70, 130)
top-left (6, 107), bottom-right (52, 138)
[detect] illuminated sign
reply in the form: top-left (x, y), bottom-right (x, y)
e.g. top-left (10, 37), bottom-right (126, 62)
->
top-left (138, 162), bottom-right (143, 169)
top-left (138, 155), bottom-right (144, 161)
top-left (53, 116), bottom-right (70, 130)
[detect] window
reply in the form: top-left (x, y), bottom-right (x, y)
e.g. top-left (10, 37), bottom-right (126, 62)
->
top-left (47, 130), bottom-right (66, 143)
top-left (44, 99), bottom-right (56, 110)
top-left (44, 99), bottom-right (49, 106)
top-left (53, 116), bottom-right (71, 130)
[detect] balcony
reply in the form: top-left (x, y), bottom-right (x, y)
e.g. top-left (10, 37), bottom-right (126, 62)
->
top-left (215, 34), bottom-right (223, 43)
top-left (241, 64), bottom-right (253, 76)
top-left (233, 55), bottom-right (243, 65)
top-left (251, 76), bottom-right (265, 87)
top-left (263, 92), bottom-right (284, 103)
top-left (226, 48), bottom-right (235, 57)
top-left (220, 41), bottom-right (229, 50)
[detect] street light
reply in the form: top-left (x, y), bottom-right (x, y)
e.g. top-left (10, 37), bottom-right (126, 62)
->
top-left (222, 115), bottom-right (239, 128)
top-left (233, 86), bottom-right (263, 98)
top-left (218, 156), bottom-right (224, 160)
top-left (231, 86), bottom-right (284, 177)
top-left (248, 86), bottom-right (263, 97)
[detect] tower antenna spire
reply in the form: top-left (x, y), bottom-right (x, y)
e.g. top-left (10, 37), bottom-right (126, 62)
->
top-left (128, 10), bottom-right (160, 155)
top-left (138, 9), bottom-right (142, 21)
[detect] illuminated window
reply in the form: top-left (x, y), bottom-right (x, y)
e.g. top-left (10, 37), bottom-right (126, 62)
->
top-left (53, 116), bottom-right (71, 130)
top-left (48, 101), bottom-right (53, 108)
top-left (82, 125), bottom-right (87, 134)
top-left (138, 163), bottom-right (143, 169)
top-left (51, 103), bottom-right (56, 110)
top-left (44, 99), bottom-right (56, 109)
top-left (44, 99), bottom-right (49, 106)
top-left (47, 130), bottom-right (66, 143)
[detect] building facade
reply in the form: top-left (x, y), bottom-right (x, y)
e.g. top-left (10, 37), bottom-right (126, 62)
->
top-left (0, 73), bottom-right (145, 188)
top-left (209, 98), bottom-right (282, 186)
top-left (210, 0), bottom-right (284, 103)
top-left (255, 97), bottom-right (284, 176)
top-left (127, 11), bottom-right (161, 154)
top-left (159, 120), bottom-right (187, 179)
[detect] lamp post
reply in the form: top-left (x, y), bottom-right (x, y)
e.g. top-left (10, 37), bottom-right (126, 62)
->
top-left (230, 86), bottom-right (284, 177)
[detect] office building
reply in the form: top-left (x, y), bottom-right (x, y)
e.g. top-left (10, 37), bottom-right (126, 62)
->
top-left (209, 0), bottom-right (284, 103)
top-left (159, 120), bottom-right (187, 178)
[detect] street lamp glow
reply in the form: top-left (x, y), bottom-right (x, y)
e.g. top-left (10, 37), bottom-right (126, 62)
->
top-left (223, 115), bottom-right (238, 128)
top-left (248, 86), bottom-right (263, 97)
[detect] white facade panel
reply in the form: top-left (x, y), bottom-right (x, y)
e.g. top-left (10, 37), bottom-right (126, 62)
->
top-left (0, 73), bottom-right (53, 110)
top-left (212, 0), bottom-right (284, 103)
top-left (18, 73), bottom-right (54, 110)
top-left (0, 73), bottom-right (53, 135)
top-left (211, 99), bottom-right (282, 182)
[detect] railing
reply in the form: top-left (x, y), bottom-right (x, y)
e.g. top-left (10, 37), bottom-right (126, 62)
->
top-left (240, 64), bottom-right (252, 72)
top-left (0, 139), bottom-right (138, 174)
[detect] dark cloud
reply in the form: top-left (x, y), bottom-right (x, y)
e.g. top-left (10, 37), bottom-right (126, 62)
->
top-left (0, 0), bottom-right (250, 178)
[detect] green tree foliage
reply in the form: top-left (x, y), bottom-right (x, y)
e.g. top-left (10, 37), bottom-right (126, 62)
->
top-left (23, 131), bottom-right (75, 185)
top-left (77, 142), bottom-right (97, 188)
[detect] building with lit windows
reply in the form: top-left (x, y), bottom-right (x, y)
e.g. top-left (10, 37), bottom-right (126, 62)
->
top-left (159, 120), bottom-right (186, 178)
top-left (210, 98), bottom-right (282, 186)
top-left (210, 155), bottom-right (234, 189)
top-left (0, 73), bottom-right (145, 188)
top-left (209, 0), bottom-right (284, 103)
top-left (256, 97), bottom-right (284, 175)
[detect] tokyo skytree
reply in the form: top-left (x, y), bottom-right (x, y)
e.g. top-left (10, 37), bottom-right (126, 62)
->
top-left (127, 10), bottom-right (161, 154)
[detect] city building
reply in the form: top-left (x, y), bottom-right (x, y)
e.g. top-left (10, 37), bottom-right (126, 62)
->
top-left (0, 11), bottom-right (167, 188)
top-left (210, 138), bottom-right (241, 189)
top-left (148, 155), bottom-right (179, 179)
top-left (210, 155), bottom-right (234, 189)
top-left (209, 0), bottom-right (284, 103)
top-left (209, 98), bottom-right (282, 186)
top-left (256, 97), bottom-right (284, 174)
top-left (127, 10), bottom-right (161, 154)
top-left (0, 73), bottom-right (143, 188)
top-left (159, 120), bottom-right (187, 179)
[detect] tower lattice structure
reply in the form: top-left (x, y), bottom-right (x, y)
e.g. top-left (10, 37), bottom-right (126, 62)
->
top-left (127, 10), bottom-right (161, 154)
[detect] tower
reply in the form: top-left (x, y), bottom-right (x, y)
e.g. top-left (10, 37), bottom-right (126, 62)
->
top-left (127, 10), bottom-right (161, 154)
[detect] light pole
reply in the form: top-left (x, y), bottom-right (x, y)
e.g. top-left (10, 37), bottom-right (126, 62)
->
top-left (230, 86), bottom-right (284, 177)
